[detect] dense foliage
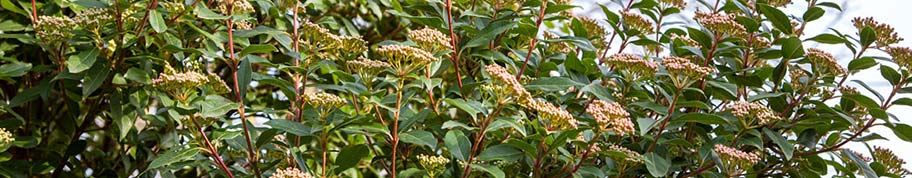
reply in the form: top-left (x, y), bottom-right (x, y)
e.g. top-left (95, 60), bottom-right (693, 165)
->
top-left (1, 0), bottom-right (912, 177)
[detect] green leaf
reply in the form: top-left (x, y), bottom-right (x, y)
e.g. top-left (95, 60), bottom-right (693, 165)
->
top-left (525, 77), bottom-right (584, 91)
top-left (464, 21), bottom-right (515, 48)
top-left (764, 128), bottom-right (794, 160)
top-left (889, 124), bottom-right (912, 142)
top-left (645, 153), bottom-right (670, 177)
top-left (195, 4), bottom-right (228, 20)
top-left (149, 10), bottom-right (167, 33)
top-left (673, 113), bottom-right (728, 125)
top-left (581, 82), bottom-right (612, 101)
top-left (758, 4), bottom-right (793, 34)
top-left (125, 68), bottom-right (151, 84)
top-left (334, 144), bottom-right (369, 173)
top-left (478, 144), bottom-right (522, 162)
top-left (66, 48), bottom-right (99, 73)
top-left (238, 57), bottom-right (252, 98)
top-left (860, 26), bottom-right (876, 48)
top-left (149, 147), bottom-right (202, 169)
top-left (197, 95), bottom-right (240, 118)
top-left (848, 57), bottom-right (877, 71)
top-left (444, 130), bottom-right (471, 161)
top-left (880, 65), bottom-right (901, 85)
top-left (469, 164), bottom-right (505, 178)
top-left (843, 93), bottom-right (880, 109)
top-left (83, 63), bottom-right (110, 96)
top-left (748, 92), bottom-right (785, 102)
top-left (265, 119), bottom-right (317, 136)
top-left (444, 98), bottom-right (482, 120)
top-left (802, 6), bottom-right (825, 22)
top-left (842, 149), bottom-right (878, 178)
top-left (239, 44), bottom-right (276, 58)
top-left (781, 37), bottom-right (805, 59)
top-left (399, 130), bottom-right (437, 149)
top-left (892, 98), bottom-right (912, 107)
top-left (807, 34), bottom-right (847, 44)
top-left (0, 62), bottom-right (31, 78)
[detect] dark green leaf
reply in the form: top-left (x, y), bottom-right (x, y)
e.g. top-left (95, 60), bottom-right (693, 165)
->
top-left (0, 62), bottom-right (31, 78)
top-left (399, 130), bottom-right (437, 149)
top-left (842, 149), bottom-right (878, 178)
top-left (83, 63), bottom-right (110, 96)
top-left (464, 21), bottom-right (515, 48)
top-left (803, 6), bottom-right (825, 22)
top-left (444, 130), bottom-right (471, 161)
top-left (197, 95), bottom-right (240, 118)
top-left (525, 77), bottom-right (584, 91)
top-left (478, 144), bottom-right (522, 162)
top-left (848, 57), bottom-right (877, 71)
top-left (781, 37), bottom-right (805, 59)
top-left (149, 148), bottom-right (202, 169)
top-left (334, 144), bottom-right (369, 173)
top-left (265, 119), bottom-right (316, 136)
top-left (889, 124), bottom-right (912, 142)
top-left (673, 113), bottom-right (728, 125)
top-left (645, 153), bottom-right (670, 177)
top-left (237, 57), bottom-right (252, 99)
top-left (807, 34), bottom-right (847, 44)
top-left (445, 98), bottom-right (482, 120)
top-left (66, 48), bottom-right (99, 73)
top-left (860, 26), bottom-right (876, 48)
top-left (149, 10), bottom-right (167, 33)
top-left (880, 65), bottom-right (901, 85)
top-left (239, 44), bottom-right (276, 58)
top-left (758, 4), bottom-right (793, 34)
top-left (764, 128), bottom-right (794, 160)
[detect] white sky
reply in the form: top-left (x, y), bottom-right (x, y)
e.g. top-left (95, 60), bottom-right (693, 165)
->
top-left (573, 0), bottom-right (912, 172)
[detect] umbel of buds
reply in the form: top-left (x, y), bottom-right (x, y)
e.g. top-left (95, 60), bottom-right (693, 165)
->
top-left (695, 11), bottom-right (747, 37)
top-left (726, 101), bottom-right (781, 126)
top-left (75, 8), bottom-right (113, 30)
top-left (485, 64), bottom-right (532, 100)
top-left (152, 65), bottom-right (210, 103)
top-left (523, 98), bottom-right (577, 130)
top-left (376, 45), bottom-right (438, 76)
top-left (853, 17), bottom-right (903, 48)
top-left (0, 128), bottom-right (14, 151)
top-left (662, 56), bottom-right (713, 81)
top-left (886, 46), bottom-right (912, 70)
top-left (574, 16), bottom-right (609, 49)
top-left (35, 16), bottom-right (76, 44)
top-left (408, 27), bottom-right (452, 54)
top-left (345, 57), bottom-right (391, 81)
top-left (670, 34), bottom-right (702, 49)
top-left (872, 147), bottom-right (912, 176)
top-left (301, 92), bottom-right (346, 116)
top-left (606, 144), bottom-right (644, 165)
top-left (417, 154), bottom-right (449, 178)
top-left (602, 53), bottom-right (658, 78)
top-left (269, 167), bottom-right (314, 178)
top-left (714, 144), bottom-right (760, 171)
top-left (620, 11), bottom-right (654, 34)
top-left (217, 0), bottom-right (255, 14)
top-left (805, 48), bottom-right (846, 75)
top-left (586, 100), bottom-right (634, 135)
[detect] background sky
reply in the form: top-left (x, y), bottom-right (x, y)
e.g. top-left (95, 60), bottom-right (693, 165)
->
top-left (570, 0), bottom-right (912, 171)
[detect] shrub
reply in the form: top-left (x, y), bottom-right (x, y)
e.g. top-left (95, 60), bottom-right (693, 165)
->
top-left (0, 0), bottom-right (911, 177)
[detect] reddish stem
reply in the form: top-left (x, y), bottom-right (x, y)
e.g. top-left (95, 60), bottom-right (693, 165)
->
top-left (444, 0), bottom-right (464, 88)
top-left (516, 0), bottom-right (548, 80)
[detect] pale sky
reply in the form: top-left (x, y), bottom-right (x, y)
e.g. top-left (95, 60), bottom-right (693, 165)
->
top-left (573, 0), bottom-right (912, 171)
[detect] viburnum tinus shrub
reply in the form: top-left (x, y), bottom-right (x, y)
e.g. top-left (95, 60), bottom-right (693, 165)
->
top-left (2, 0), bottom-right (912, 177)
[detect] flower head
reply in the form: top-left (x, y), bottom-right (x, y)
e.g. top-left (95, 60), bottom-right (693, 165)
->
top-left (670, 34), bottom-right (701, 49)
top-left (887, 46), bottom-right (912, 69)
top-left (767, 0), bottom-right (792, 7)
top-left (715, 144), bottom-right (760, 168)
top-left (726, 101), bottom-right (781, 125)
top-left (658, 0), bottom-right (686, 8)
top-left (75, 8), bottom-right (112, 29)
top-left (270, 167), bottom-right (313, 178)
top-left (345, 57), bottom-right (391, 79)
top-left (586, 100), bottom-right (634, 135)
top-left (873, 147), bottom-right (912, 176)
top-left (573, 16), bottom-right (609, 49)
top-left (218, 0), bottom-right (255, 14)
top-left (853, 17), bottom-right (903, 48)
top-left (806, 48), bottom-right (846, 75)
top-left (621, 11), bottom-right (654, 34)
top-left (409, 27), bottom-right (452, 53)
top-left (602, 53), bottom-right (658, 77)
top-left (695, 11), bottom-right (747, 37)
top-left (301, 92), bottom-right (346, 108)
top-left (417, 154), bottom-right (449, 177)
top-left (153, 65), bottom-right (209, 102)
top-left (376, 45), bottom-right (438, 75)
top-left (523, 98), bottom-right (576, 130)
top-left (0, 128), bottom-right (14, 149)
top-left (662, 56), bottom-right (713, 79)
top-left (205, 73), bottom-right (231, 95)
top-left (36, 16), bottom-right (76, 43)
top-left (485, 64), bottom-right (531, 100)
top-left (606, 144), bottom-right (644, 164)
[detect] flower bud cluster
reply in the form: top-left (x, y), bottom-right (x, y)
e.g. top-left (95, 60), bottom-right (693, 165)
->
top-left (0, 128), bottom-right (14, 148)
top-left (887, 46), bottom-right (912, 69)
top-left (853, 17), bottom-right (903, 48)
top-left (345, 57), bottom-right (391, 78)
top-left (621, 11), bottom-right (654, 34)
top-left (662, 56), bottom-right (713, 79)
top-left (695, 11), bottom-right (746, 37)
top-left (873, 147), bottom-right (912, 176)
top-left (575, 16), bottom-right (609, 49)
top-left (36, 16), bottom-right (76, 43)
top-left (767, 0), bottom-right (792, 7)
top-left (270, 167), bottom-right (313, 178)
top-left (586, 100), bottom-right (634, 135)
top-left (524, 98), bottom-right (577, 130)
top-left (417, 154), bottom-right (449, 177)
top-left (806, 48), bottom-right (846, 75)
top-left (670, 34), bottom-right (701, 49)
top-left (75, 8), bottom-right (113, 29)
top-left (607, 144), bottom-right (644, 164)
top-left (726, 101), bottom-right (781, 125)
top-left (409, 27), bottom-right (452, 53)
top-left (376, 45), bottom-right (438, 75)
top-left (218, 0), bottom-right (255, 14)
top-left (714, 144), bottom-right (760, 168)
top-left (301, 92), bottom-right (346, 108)
top-left (602, 53), bottom-right (658, 77)
top-left (485, 64), bottom-right (532, 100)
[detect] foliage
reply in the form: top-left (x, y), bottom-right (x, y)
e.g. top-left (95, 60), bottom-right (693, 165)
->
top-left (1, 0), bottom-right (912, 177)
